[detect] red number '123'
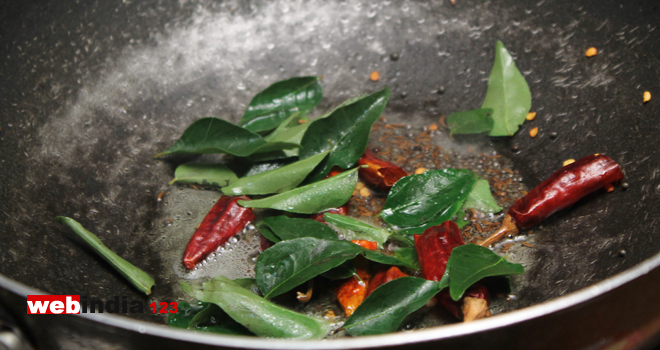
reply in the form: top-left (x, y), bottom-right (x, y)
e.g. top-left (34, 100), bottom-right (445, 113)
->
top-left (149, 301), bottom-right (178, 313)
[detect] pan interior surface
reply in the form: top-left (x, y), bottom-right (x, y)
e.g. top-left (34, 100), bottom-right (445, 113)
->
top-left (1, 0), bottom-right (659, 345)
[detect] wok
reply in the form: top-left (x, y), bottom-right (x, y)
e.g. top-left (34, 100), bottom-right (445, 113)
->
top-left (1, 0), bottom-right (660, 349)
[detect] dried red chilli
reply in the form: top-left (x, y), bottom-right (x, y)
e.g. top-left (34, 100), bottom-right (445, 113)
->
top-left (182, 195), bottom-right (254, 269)
top-left (365, 266), bottom-right (408, 297)
top-left (480, 154), bottom-right (624, 247)
top-left (356, 149), bottom-right (408, 190)
top-left (335, 242), bottom-right (377, 317)
top-left (415, 221), bottom-right (490, 322)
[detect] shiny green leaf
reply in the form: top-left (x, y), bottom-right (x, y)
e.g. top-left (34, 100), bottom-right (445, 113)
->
top-left (300, 88), bottom-right (391, 181)
top-left (223, 151), bottom-right (330, 195)
top-left (396, 199), bottom-right (466, 235)
top-left (261, 216), bottom-right (338, 241)
top-left (482, 41), bottom-right (532, 137)
top-left (462, 179), bottom-right (503, 213)
top-left (167, 301), bottom-right (253, 335)
top-left (195, 276), bottom-right (331, 338)
top-left (240, 77), bottom-right (323, 133)
top-left (388, 234), bottom-right (415, 248)
top-left (169, 163), bottom-right (238, 187)
top-left (447, 108), bottom-right (494, 135)
top-left (321, 261), bottom-right (357, 280)
top-left (343, 277), bottom-right (442, 336)
top-left (255, 237), bottom-right (363, 298)
top-left (381, 169), bottom-right (477, 227)
top-left (361, 249), bottom-right (419, 270)
top-left (155, 118), bottom-right (268, 158)
top-left (447, 244), bottom-right (524, 301)
top-left (55, 217), bottom-right (155, 295)
top-left (323, 213), bottom-right (391, 245)
top-left (238, 167), bottom-right (358, 214)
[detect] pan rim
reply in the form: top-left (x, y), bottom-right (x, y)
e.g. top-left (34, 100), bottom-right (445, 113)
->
top-left (3, 249), bottom-right (660, 348)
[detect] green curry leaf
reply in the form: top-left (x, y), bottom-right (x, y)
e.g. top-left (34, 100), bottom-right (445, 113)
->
top-left (155, 118), bottom-right (268, 158)
top-left (55, 217), bottom-right (155, 295)
top-left (255, 237), bottom-right (363, 298)
top-left (195, 276), bottom-right (331, 338)
top-left (299, 88), bottom-right (391, 181)
top-left (223, 150), bottom-right (330, 195)
top-left (238, 167), bottom-right (358, 214)
top-left (447, 108), bottom-right (495, 135)
top-left (323, 213), bottom-right (391, 245)
top-left (381, 169), bottom-right (477, 227)
top-left (240, 76), bottom-right (323, 133)
top-left (447, 244), bottom-right (524, 300)
top-left (462, 179), bottom-right (503, 213)
top-left (260, 216), bottom-right (338, 241)
top-left (482, 41), bottom-right (532, 137)
top-left (170, 163), bottom-right (238, 187)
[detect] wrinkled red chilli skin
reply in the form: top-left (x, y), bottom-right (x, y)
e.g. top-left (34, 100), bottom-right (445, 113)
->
top-left (438, 284), bottom-right (490, 319)
top-left (365, 266), bottom-right (408, 297)
top-left (310, 205), bottom-right (349, 224)
top-left (357, 149), bottom-right (408, 189)
top-left (509, 154), bottom-right (624, 230)
top-left (414, 221), bottom-right (464, 281)
top-left (182, 195), bottom-right (254, 269)
top-left (415, 221), bottom-right (490, 319)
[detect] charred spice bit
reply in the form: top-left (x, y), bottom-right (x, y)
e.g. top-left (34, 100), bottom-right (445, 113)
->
top-left (370, 71), bottom-right (380, 82)
top-left (521, 242), bottom-right (534, 248)
top-left (157, 191), bottom-right (167, 202)
top-left (621, 182), bottom-right (630, 190)
top-left (428, 124), bottom-right (438, 131)
top-left (586, 47), bottom-right (598, 57)
top-left (415, 221), bottom-right (491, 322)
top-left (605, 183), bottom-right (615, 192)
top-left (182, 195), bottom-right (254, 270)
top-left (643, 91), bottom-right (651, 103)
top-left (526, 112), bottom-right (536, 121)
top-left (563, 159), bottom-right (576, 166)
top-left (191, 184), bottom-right (200, 190)
top-left (550, 132), bottom-right (558, 139)
top-left (296, 280), bottom-right (314, 303)
top-left (479, 154), bottom-right (624, 247)
top-left (529, 127), bottom-right (539, 138)
top-left (324, 310), bottom-right (337, 319)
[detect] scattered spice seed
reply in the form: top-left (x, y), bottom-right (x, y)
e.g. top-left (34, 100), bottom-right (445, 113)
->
top-left (157, 191), bottom-right (167, 202)
top-left (324, 310), bottom-right (337, 319)
top-left (370, 71), bottom-right (380, 82)
top-left (529, 127), bottom-right (539, 138)
top-left (191, 184), bottom-right (200, 190)
top-left (563, 159), bottom-right (576, 167)
top-left (355, 182), bottom-right (365, 190)
top-left (298, 119), bottom-right (308, 124)
top-left (428, 124), bottom-right (438, 131)
top-left (643, 91), bottom-right (651, 103)
top-left (605, 184), bottom-right (615, 192)
top-left (586, 47), bottom-right (598, 57)
top-left (501, 243), bottom-right (513, 253)
top-left (526, 112), bottom-right (536, 121)
top-left (438, 116), bottom-right (447, 128)
top-left (521, 242), bottom-right (535, 248)
top-left (414, 167), bottom-right (427, 174)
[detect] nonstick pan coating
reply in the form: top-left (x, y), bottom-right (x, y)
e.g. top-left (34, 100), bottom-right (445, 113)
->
top-left (1, 0), bottom-right (659, 349)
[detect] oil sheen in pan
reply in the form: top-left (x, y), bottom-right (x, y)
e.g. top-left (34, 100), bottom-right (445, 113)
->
top-left (153, 124), bottom-right (537, 333)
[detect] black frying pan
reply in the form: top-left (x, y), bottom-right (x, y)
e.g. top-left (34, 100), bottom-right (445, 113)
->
top-left (1, 0), bottom-right (660, 349)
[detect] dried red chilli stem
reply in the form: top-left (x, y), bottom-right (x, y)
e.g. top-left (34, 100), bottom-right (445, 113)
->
top-left (182, 195), bottom-right (254, 270)
top-left (415, 221), bottom-right (490, 321)
top-left (480, 154), bottom-right (623, 247)
top-left (356, 149), bottom-right (407, 190)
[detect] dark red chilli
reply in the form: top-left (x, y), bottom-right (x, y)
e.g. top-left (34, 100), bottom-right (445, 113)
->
top-left (356, 149), bottom-right (408, 190)
top-left (365, 266), bottom-right (408, 297)
top-left (415, 221), bottom-right (490, 321)
top-left (182, 195), bottom-right (254, 270)
top-left (480, 154), bottom-right (624, 247)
